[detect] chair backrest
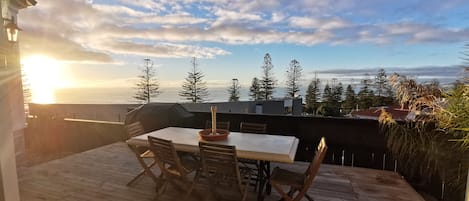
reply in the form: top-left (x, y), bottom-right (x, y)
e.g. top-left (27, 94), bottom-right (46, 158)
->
top-left (239, 122), bottom-right (267, 134)
top-left (299, 137), bottom-right (327, 199)
top-left (148, 136), bottom-right (186, 178)
top-left (126, 121), bottom-right (145, 139)
top-left (199, 142), bottom-right (243, 189)
top-left (205, 120), bottom-right (230, 130)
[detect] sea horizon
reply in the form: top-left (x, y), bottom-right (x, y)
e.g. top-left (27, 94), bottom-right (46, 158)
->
top-left (52, 87), bottom-right (277, 104)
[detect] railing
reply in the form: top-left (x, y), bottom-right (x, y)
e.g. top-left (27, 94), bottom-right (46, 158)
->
top-left (25, 116), bottom-right (126, 164)
top-left (189, 112), bottom-right (393, 167)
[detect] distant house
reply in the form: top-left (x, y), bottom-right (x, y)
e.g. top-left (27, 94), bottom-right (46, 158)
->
top-left (348, 106), bottom-right (410, 121)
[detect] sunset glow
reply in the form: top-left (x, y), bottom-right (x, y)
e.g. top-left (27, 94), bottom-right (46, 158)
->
top-left (22, 55), bottom-right (68, 104)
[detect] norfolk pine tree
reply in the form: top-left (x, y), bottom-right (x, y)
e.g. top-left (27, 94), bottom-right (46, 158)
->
top-left (249, 77), bottom-right (263, 100)
top-left (134, 58), bottom-right (160, 103)
top-left (285, 59), bottom-right (303, 98)
top-left (228, 78), bottom-right (241, 102)
top-left (179, 57), bottom-right (209, 103)
top-left (260, 53), bottom-right (276, 100)
top-left (357, 76), bottom-right (374, 110)
top-left (373, 68), bottom-right (394, 106)
top-left (305, 78), bottom-right (321, 114)
top-left (319, 80), bottom-right (343, 116)
top-left (342, 84), bottom-right (357, 113)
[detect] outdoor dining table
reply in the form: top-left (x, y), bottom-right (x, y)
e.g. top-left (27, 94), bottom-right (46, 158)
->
top-left (126, 126), bottom-right (300, 201)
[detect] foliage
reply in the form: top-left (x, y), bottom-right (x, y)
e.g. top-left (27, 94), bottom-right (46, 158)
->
top-left (227, 78), bottom-right (241, 102)
top-left (388, 74), bottom-right (441, 112)
top-left (179, 57), bottom-right (209, 103)
top-left (379, 73), bottom-right (468, 192)
top-left (285, 59), bottom-right (303, 98)
top-left (249, 77), bottom-right (263, 100)
top-left (342, 84), bottom-right (357, 113)
top-left (260, 53), bottom-right (276, 100)
top-left (373, 68), bottom-right (394, 106)
top-left (357, 77), bottom-right (374, 109)
top-left (437, 79), bottom-right (469, 148)
top-left (134, 58), bottom-right (160, 103)
top-left (319, 81), bottom-right (343, 116)
top-left (333, 82), bottom-right (343, 104)
top-left (305, 78), bottom-right (321, 114)
top-left (322, 83), bottom-right (332, 102)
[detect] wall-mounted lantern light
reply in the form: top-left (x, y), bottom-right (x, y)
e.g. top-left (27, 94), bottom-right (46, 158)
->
top-left (4, 17), bottom-right (21, 43)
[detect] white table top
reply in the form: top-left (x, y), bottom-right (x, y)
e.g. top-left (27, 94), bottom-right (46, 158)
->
top-left (126, 127), bottom-right (299, 163)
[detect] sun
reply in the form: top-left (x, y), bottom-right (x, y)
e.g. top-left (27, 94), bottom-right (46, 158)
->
top-left (22, 55), bottom-right (67, 104)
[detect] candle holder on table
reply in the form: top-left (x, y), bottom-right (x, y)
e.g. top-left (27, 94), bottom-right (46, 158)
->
top-left (198, 106), bottom-right (229, 141)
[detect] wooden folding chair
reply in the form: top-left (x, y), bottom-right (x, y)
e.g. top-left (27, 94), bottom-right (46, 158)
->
top-left (240, 122), bottom-right (267, 134)
top-left (148, 136), bottom-right (200, 199)
top-left (205, 120), bottom-right (230, 130)
top-left (125, 121), bottom-right (159, 186)
top-left (270, 137), bottom-right (327, 201)
top-left (199, 142), bottom-right (252, 201)
top-left (239, 122), bottom-right (268, 191)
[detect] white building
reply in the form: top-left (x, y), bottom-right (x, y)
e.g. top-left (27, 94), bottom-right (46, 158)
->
top-left (0, 0), bottom-right (36, 200)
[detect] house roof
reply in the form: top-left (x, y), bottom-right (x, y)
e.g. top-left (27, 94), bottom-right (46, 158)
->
top-left (350, 106), bottom-right (410, 121)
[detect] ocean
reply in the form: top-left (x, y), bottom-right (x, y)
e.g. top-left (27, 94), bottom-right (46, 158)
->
top-left (53, 87), bottom-right (290, 104)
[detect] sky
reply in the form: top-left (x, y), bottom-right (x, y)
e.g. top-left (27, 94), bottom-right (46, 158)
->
top-left (17, 0), bottom-right (469, 102)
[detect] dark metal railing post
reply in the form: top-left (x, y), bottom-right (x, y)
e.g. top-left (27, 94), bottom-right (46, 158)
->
top-left (341, 150), bottom-right (345, 166)
top-left (441, 172), bottom-right (445, 201)
top-left (465, 168), bottom-right (469, 201)
top-left (382, 154), bottom-right (386, 170)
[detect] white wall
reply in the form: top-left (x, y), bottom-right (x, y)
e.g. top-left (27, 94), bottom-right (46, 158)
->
top-left (0, 69), bottom-right (21, 201)
top-left (0, 1), bottom-right (24, 200)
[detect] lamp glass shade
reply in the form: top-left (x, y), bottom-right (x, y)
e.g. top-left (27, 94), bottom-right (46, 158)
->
top-left (5, 22), bottom-right (20, 42)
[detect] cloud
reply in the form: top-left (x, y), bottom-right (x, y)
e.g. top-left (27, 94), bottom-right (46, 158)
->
top-left (17, 0), bottom-right (469, 64)
top-left (289, 16), bottom-right (350, 30)
top-left (90, 40), bottom-right (231, 59)
top-left (133, 14), bottom-right (208, 25)
top-left (18, 0), bottom-right (229, 62)
top-left (271, 12), bottom-right (285, 23)
top-left (312, 65), bottom-right (465, 84)
top-left (93, 5), bottom-right (208, 25)
top-left (210, 7), bottom-right (262, 27)
top-left (20, 30), bottom-right (113, 63)
top-left (117, 0), bottom-right (167, 12)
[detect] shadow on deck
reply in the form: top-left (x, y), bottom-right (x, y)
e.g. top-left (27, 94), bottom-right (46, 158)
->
top-left (18, 142), bottom-right (425, 201)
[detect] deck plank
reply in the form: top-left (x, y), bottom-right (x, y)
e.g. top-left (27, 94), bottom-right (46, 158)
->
top-left (19, 142), bottom-right (425, 201)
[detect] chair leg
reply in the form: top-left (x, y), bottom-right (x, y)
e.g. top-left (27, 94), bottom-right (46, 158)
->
top-left (127, 145), bottom-right (159, 186)
top-left (206, 181), bottom-right (222, 201)
top-left (287, 187), bottom-right (295, 197)
top-left (183, 171), bottom-right (200, 200)
top-left (304, 193), bottom-right (315, 201)
top-left (272, 182), bottom-right (293, 201)
top-left (126, 169), bottom-right (146, 186)
top-left (155, 179), bottom-right (169, 199)
top-left (241, 189), bottom-right (249, 201)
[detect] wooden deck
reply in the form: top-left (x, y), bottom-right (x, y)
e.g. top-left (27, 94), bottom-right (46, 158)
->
top-left (18, 142), bottom-right (425, 201)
